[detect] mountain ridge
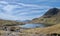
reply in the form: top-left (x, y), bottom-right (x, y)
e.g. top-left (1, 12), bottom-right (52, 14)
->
top-left (29, 8), bottom-right (60, 25)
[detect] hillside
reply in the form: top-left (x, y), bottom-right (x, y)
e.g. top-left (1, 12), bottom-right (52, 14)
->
top-left (0, 19), bottom-right (24, 26)
top-left (29, 8), bottom-right (60, 25)
top-left (0, 24), bottom-right (60, 36)
top-left (20, 8), bottom-right (60, 35)
top-left (22, 24), bottom-right (60, 35)
top-left (0, 8), bottom-right (60, 36)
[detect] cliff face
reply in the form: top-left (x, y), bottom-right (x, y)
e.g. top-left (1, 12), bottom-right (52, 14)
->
top-left (30, 8), bottom-right (60, 25)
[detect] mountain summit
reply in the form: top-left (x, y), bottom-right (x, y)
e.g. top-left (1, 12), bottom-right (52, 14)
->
top-left (30, 8), bottom-right (60, 25)
top-left (43, 8), bottom-right (59, 18)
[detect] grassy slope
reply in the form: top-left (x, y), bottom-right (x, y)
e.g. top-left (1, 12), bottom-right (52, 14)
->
top-left (29, 8), bottom-right (60, 25)
top-left (22, 24), bottom-right (60, 34)
top-left (22, 8), bottom-right (60, 34)
top-left (0, 24), bottom-right (60, 36)
top-left (0, 19), bottom-right (24, 26)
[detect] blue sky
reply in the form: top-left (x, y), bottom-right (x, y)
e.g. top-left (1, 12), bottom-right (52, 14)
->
top-left (0, 0), bottom-right (60, 20)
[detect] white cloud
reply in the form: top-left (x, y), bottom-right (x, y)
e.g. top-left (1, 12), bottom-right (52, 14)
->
top-left (0, 1), bottom-right (8, 8)
top-left (0, 1), bottom-right (53, 20)
top-left (18, 3), bottom-right (40, 7)
top-left (0, 13), bottom-right (18, 20)
top-left (0, 1), bottom-right (8, 4)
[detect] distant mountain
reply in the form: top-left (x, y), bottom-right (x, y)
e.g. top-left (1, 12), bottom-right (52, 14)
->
top-left (29, 8), bottom-right (60, 25)
top-left (17, 20), bottom-right (29, 22)
top-left (22, 20), bottom-right (31, 22)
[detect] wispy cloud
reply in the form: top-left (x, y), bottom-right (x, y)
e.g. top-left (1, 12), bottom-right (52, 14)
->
top-left (0, 0), bottom-right (60, 20)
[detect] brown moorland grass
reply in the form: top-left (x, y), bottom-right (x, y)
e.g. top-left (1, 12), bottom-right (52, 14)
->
top-left (22, 24), bottom-right (60, 34)
top-left (0, 24), bottom-right (60, 36)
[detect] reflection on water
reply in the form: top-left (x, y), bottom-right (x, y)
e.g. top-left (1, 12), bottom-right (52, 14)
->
top-left (18, 24), bottom-right (45, 28)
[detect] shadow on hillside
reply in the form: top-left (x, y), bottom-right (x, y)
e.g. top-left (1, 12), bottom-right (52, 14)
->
top-left (47, 33), bottom-right (60, 36)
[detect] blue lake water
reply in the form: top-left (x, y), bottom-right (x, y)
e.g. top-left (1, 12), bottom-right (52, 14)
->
top-left (18, 24), bottom-right (45, 28)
